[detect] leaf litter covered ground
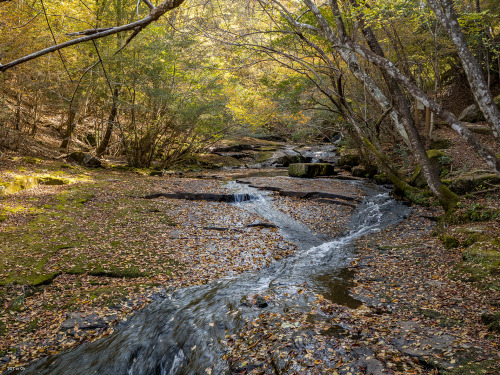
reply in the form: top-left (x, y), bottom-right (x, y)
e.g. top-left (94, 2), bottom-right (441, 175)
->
top-left (0, 164), bottom-right (499, 374)
top-left (1, 167), bottom-right (301, 371)
top-left (225, 206), bottom-right (499, 374)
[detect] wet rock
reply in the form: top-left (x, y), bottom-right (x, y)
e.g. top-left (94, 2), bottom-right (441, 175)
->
top-left (254, 295), bottom-right (268, 308)
top-left (67, 152), bottom-right (102, 168)
top-left (268, 149), bottom-right (305, 167)
top-left (246, 222), bottom-right (278, 229)
top-left (288, 163), bottom-right (335, 178)
top-left (352, 347), bottom-right (387, 375)
top-left (0, 355), bottom-right (10, 365)
top-left (144, 192), bottom-right (256, 202)
top-left (203, 226), bottom-right (230, 231)
top-left (295, 144), bottom-right (337, 163)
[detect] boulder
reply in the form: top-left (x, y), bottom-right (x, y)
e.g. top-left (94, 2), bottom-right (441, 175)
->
top-left (458, 104), bottom-right (484, 123)
top-left (337, 154), bottom-right (360, 170)
top-left (374, 173), bottom-right (392, 185)
top-left (429, 138), bottom-right (451, 150)
top-left (351, 164), bottom-right (378, 178)
top-left (288, 163), bottom-right (335, 178)
top-left (446, 173), bottom-right (500, 194)
top-left (410, 150), bottom-right (450, 188)
top-left (149, 170), bottom-right (165, 177)
top-left (266, 149), bottom-right (305, 167)
top-left (67, 152), bottom-right (102, 168)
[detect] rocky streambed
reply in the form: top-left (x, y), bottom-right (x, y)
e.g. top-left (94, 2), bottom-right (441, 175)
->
top-left (2, 170), bottom-right (499, 375)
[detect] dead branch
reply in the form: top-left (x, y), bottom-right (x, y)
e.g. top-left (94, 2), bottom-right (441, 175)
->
top-left (0, 0), bottom-right (186, 73)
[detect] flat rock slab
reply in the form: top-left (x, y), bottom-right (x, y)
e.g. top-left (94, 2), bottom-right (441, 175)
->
top-left (60, 312), bottom-right (115, 332)
top-left (144, 192), bottom-right (257, 203)
top-left (237, 176), bottom-right (363, 203)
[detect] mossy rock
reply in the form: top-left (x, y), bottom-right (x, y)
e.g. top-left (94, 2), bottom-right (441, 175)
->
top-left (351, 164), bottom-right (378, 178)
top-left (0, 176), bottom-right (39, 195)
top-left (446, 174), bottom-right (500, 195)
top-left (410, 150), bottom-right (451, 188)
top-left (462, 239), bottom-right (500, 277)
top-left (374, 173), bottom-right (391, 185)
top-left (38, 176), bottom-right (70, 185)
top-left (288, 163), bottom-right (335, 178)
top-left (481, 312), bottom-right (500, 332)
top-left (337, 154), bottom-right (360, 169)
top-left (494, 94), bottom-right (500, 108)
top-left (440, 235), bottom-right (460, 249)
top-left (429, 139), bottom-right (451, 150)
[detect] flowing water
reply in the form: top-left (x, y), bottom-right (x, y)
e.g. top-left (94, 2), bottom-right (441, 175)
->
top-left (12, 181), bottom-right (409, 375)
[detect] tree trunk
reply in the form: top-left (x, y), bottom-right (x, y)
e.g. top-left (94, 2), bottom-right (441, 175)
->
top-left (15, 93), bottom-right (22, 131)
top-left (60, 105), bottom-right (77, 150)
top-left (344, 38), bottom-right (500, 176)
top-left (427, 0), bottom-right (500, 141)
top-left (31, 93), bottom-right (39, 136)
top-left (96, 88), bottom-right (119, 157)
top-left (303, 0), bottom-right (411, 147)
top-left (341, 0), bottom-right (459, 211)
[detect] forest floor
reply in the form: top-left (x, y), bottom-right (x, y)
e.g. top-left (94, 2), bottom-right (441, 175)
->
top-left (0, 127), bottom-right (499, 373)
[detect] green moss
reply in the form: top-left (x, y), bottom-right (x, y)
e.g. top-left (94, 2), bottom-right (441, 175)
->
top-left (440, 235), bottom-right (460, 249)
top-left (429, 139), bottom-right (451, 149)
top-left (437, 185), bottom-right (459, 213)
top-left (255, 151), bottom-right (274, 163)
top-left (23, 156), bottom-right (40, 164)
top-left (444, 203), bottom-right (500, 224)
top-left (38, 176), bottom-right (70, 185)
top-left (337, 154), bottom-right (360, 168)
top-left (481, 312), bottom-right (500, 332)
top-left (443, 359), bottom-right (497, 374)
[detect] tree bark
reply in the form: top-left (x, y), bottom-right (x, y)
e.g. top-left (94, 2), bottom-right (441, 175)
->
top-left (96, 88), bottom-right (120, 157)
top-left (60, 105), bottom-right (77, 150)
top-left (344, 38), bottom-right (500, 176)
top-left (15, 93), bottom-right (22, 131)
top-left (336, 0), bottom-right (458, 210)
top-left (427, 0), bottom-right (500, 141)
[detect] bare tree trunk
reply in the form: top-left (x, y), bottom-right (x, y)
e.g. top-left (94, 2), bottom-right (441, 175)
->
top-left (15, 93), bottom-right (22, 131)
top-left (96, 87), bottom-right (119, 157)
top-left (340, 0), bottom-right (458, 210)
top-left (343, 38), bottom-right (500, 176)
top-left (427, 0), bottom-right (500, 141)
top-left (60, 105), bottom-right (77, 150)
top-left (31, 93), bottom-right (39, 136)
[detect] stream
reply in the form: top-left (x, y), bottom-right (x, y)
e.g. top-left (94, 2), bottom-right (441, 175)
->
top-left (12, 180), bottom-right (410, 375)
